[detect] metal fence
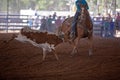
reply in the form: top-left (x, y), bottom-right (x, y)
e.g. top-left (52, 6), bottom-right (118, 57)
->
top-left (0, 15), bottom-right (118, 37)
top-left (0, 15), bottom-right (41, 33)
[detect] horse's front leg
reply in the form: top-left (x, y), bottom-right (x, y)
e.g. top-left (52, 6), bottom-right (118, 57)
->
top-left (88, 34), bottom-right (93, 56)
top-left (71, 37), bottom-right (79, 56)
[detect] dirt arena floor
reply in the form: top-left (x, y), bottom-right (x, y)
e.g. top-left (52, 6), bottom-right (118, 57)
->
top-left (0, 33), bottom-right (120, 80)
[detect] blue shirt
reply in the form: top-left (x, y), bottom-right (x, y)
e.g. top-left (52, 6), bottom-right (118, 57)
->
top-left (75, 0), bottom-right (89, 12)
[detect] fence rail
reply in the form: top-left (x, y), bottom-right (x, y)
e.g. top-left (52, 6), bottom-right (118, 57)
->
top-left (0, 15), bottom-right (117, 37)
top-left (0, 15), bottom-right (30, 32)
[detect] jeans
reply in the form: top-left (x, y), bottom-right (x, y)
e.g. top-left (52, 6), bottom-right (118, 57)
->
top-left (71, 11), bottom-right (81, 33)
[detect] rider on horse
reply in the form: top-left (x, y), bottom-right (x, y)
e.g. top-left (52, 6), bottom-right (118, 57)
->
top-left (70, 0), bottom-right (89, 40)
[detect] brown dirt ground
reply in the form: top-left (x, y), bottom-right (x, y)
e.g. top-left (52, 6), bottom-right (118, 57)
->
top-left (0, 33), bottom-right (120, 80)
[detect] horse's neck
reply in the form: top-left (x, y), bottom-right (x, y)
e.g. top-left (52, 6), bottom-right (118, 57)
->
top-left (77, 8), bottom-right (93, 30)
top-left (78, 8), bottom-right (86, 23)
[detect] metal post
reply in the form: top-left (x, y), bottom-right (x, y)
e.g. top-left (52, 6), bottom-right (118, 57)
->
top-left (6, 0), bottom-right (9, 33)
top-left (114, 0), bottom-right (116, 14)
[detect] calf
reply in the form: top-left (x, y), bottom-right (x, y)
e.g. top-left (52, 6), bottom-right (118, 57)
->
top-left (15, 27), bottom-right (63, 60)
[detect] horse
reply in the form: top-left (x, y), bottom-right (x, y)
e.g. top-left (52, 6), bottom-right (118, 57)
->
top-left (58, 6), bottom-right (93, 56)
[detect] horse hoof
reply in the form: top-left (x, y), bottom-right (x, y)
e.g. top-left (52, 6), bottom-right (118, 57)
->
top-left (71, 52), bottom-right (75, 56)
top-left (89, 52), bottom-right (92, 56)
top-left (70, 54), bottom-right (74, 57)
top-left (56, 57), bottom-right (59, 61)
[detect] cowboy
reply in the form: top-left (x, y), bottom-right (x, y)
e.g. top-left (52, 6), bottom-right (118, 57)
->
top-left (70, 0), bottom-right (89, 40)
